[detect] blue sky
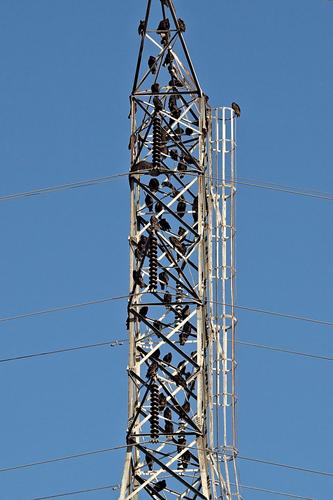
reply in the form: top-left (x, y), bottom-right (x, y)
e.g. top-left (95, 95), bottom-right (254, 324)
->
top-left (0, 0), bottom-right (332, 498)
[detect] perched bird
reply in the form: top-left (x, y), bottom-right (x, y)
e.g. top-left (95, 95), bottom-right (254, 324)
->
top-left (146, 454), bottom-right (153, 471)
top-left (174, 126), bottom-right (184, 135)
top-left (146, 360), bottom-right (158, 379)
top-left (161, 0), bottom-right (170, 6)
top-left (148, 56), bottom-right (157, 74)
top-left (163, 50), bottom-right (174, 67)
top-left (149, 178), bottom-right (160, 193)
top-left (157, 18), bottom-right (170, 32)
top-left (163, 352), bottom-right (172, 364)
top-left (165, 421), bottom-right (174, 435)
top-left (145, 194), bottom-right (154, 211)
top-left (171, 106), bottom-right (181, 119)
top-left (159, 271), bottom-right (169, 290)
top-left (177, 18), bottom-right (186, 32)
top-left (138, 234), bottom-right (148, 250)
top-left (178, 227), bottom-right (186, 237)
top-left (182, 305), bottom-right (190, 319)
top-left (159, 392), bottom-right (167, 411)
top-left (185, 127), bottom-right (193, 136)
top-left (231, 102), bottom-right (241, 118)
top-left (152, 348), bottom-right (161, 359)
top-left (154, 480), bottom-right (167, 493)
top-left (153, 96), bottom-right (163, 112)
top-left (153, 320), bottom-right (162, 332)
top-left (183, 153), bottom-right (195, 165)
top-left (163, 291), bottom-right (172, 308)
top-left (139, 306), bottom-right (149, 319)
top-left (183, 321), bottom-right (191, 334)
top-left (170, 235), bottom-right (185, 254)
top-left (164, 407), bottom-right (172, 420)
top-left (177, 360), bottom-right (186, 372)
top-left (162, 179), bottom-right (174, 189)
top-left (173, 373), bottom-right (186, 388)
top-left (181, 400), bottom-right (191, 414)
top-left (133, 270), bottom-right (144, 288)
top-left (137, 215), bottom-right (146, 230)
top-left (179, 331), bottom-right (189, 346)
top-left (168, 95), bottom-right (178, 111)
top-left (169, 77), bottom-right (183, 88)
top-left (138, 20), bottom-right (146, 36)
top-left (155, 201), bottom-right (163, 214)
top-left (177, 435), bottom-right (186, 452)
top-left (159, 218), bottom-right (171, 231)
top-left (181, 450), bottom-right (191, 469)
top-left (177, 161), bottom-right (187, 179)
top-left (192, 196), bottom-right (198, 222)
top-left (131, 160), bottom-right (153, 172)
top-left (151, 82), bottom-right (160, 93)
top-left (169, 149), bottom-right (178, 161)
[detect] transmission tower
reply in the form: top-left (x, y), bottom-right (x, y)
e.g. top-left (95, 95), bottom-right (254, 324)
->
top-left (121, 1), bottom-right (241, 498)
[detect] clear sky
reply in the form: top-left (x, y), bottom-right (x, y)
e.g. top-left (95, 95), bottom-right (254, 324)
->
top-left (0, 0), bottom-right (332, 498)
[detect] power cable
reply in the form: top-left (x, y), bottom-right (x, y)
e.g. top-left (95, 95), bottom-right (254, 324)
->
top-left (0, 446), bottom-right (127, 474)
top-left (1, 294), bottom-right (333, 330)
top-left (32, 482), bottom-right (314, 500)
top-left (0, 173), bottom-right (128, 203)
top-left (33, 484), bottom-right (121, 499)
top-left (1, 171), bottom-right (333, 204)
top-left (239, 455), bottom-right (333, 478)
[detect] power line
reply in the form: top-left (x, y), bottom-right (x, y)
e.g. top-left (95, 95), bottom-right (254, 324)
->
top-left (0, 446), bottom-right (127, 474)
top-left (33, 482), bottom-right (314, 500)
top-left (33, 484), bottom-right (121, 500)
top-left (239, 455), bottom-right (333, 478)
top-left (1, 335), bottom-right (333, 367)
top-left (1, 295), bottom-right (333, 329)
top-left (1, 171), bottom-right (333, 204)
top-left (237, 339), bottom-right (333, 363)
top-left (0, 339), bottom-right (127, 364)
top-left (236, 482), bottom-right (314, 499)
top-left (0, 173), bottom-right (128, 203)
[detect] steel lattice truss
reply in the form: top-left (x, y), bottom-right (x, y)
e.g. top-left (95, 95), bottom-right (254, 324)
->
top-left (120, 1), bottom-right (240, 498)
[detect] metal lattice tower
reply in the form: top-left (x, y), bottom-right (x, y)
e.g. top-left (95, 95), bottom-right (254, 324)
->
top-left (121, 1), bottom-right (241, 498)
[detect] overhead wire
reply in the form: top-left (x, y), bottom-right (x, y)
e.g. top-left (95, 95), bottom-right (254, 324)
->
top-left (238, 455), bottom-right (333, 478)
top-left (1, 171), bottom-right (333, 204)
top-left (33, 482), bottom-right (314, 500)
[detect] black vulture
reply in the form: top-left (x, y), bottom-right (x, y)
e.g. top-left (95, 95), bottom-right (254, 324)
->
top-left (177, 161), bottom-right (187, 179)
top-left (149, 178), bottom-right (160, 193)
top-left (131, 160), bottom-right (153, 172)
top-left (145, 454), bottom-right (153, 471)
top-left (192, 195), bottom-right (198, 222)
top-left (181, 400), bottom-right (190, 414)
top-left (182, 305), bottom-right (190, 319)
top-left (177, 360), bottom-right (186, 372)
top-left (161, 0), bottom-right (170, 6)
top-left (179, 331), bottom-right (189, 346)
top-left (177, 18), bottom-right (186, 32)
top-left (133, 270), bottom-right (144, 288)
top-left (170, 235), bottom-right (185, 253)
top-left (151, 82), bottom-right (160, 93)
top-left (168, 95), bottom-right (178, 111)
top-left (138, 234), bottom-right (148, 250)
top-left (163, 352), bottom-right (172, 364)
top-left (139, 306), bottom-right (149, 319)
top-left (169, 77), bottom-right (183, 88)
top-left (163, 50), bottom-right (174, 67)
top-left (162, 179), bottom-right (174, 189)
top-left (159, 218), bottom-right (171, 231)
top-left (148, 56), bottom-right (157, 74)
top-left (171, 107), bottom-right (181, 119)
top-left (152, 348), bottom-right (161, 359)
top-left (165, 421), bottom-right (174, 435)
top-left (173, 373), bottom-right (186, 388)
top-left (137, 216), bottom-right (146, 230)
top-left (174, 126), bottom-right (184, 135)
top-left (169, 149), bottom-right (178, 161)
top-left (138, 20), bottom-right (146, 36)
top-left (163, 291), bottom-right (172, 308)
top-left (159, 271), bottom-right (169, 290)
top-left (185, 127), bottom-right (193, 136)
top-left (183, 153), bottom-right (196, 165)
top-left (154, 480), bottom-right (167, 493)
top-left (146, 360), bottom-right (159, 378)
top-left (231, 101), bottom-right (241, 117)
top-left (153, 96), bottom-right (163, 112)
top-left (177, 200), bottom-right (186, 218)
top-left (181, 450), bottom-right (191, 469)
top-left (157, 18), bottom-right (170, 32)
top-left (183, 321), bottom-right (191, 334)
top-left (155, 201), bottom-right (163, 214)
top-left (159, 393), bottom-right (167, 411)
top-left (153, 320), bottom-right (162, 332)
top-left (145, 194), bottom-right (154, 211)
top-left (164, 407), bottom-right (172, 420)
